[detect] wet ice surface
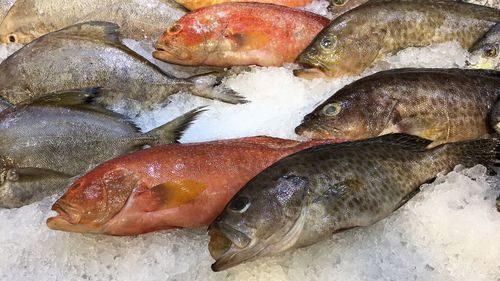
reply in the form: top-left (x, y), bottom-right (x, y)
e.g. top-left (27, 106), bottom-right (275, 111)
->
top-left (1, 1), bottom-right (500, 280)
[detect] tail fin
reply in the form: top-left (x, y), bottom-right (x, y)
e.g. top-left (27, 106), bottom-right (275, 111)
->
top-left (187, 74), bottom-right (248, 104)
top-left (145, 107), bottom-right (207, 145)
top-left (448, 138), bottom-right (500, 168)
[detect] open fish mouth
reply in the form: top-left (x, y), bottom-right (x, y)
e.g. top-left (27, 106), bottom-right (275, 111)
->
top-left (295, 123), bottom-right (348, 142)
top-left (46, 202), bottom-right (83, 231)
top-left (153, 41), bottom-right (194, 65)
top-left (208, 223), bottom-right (261, 271)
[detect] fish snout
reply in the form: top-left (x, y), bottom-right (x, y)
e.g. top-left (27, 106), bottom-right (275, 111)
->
top-left (49, 201), bottom-right (82, 225)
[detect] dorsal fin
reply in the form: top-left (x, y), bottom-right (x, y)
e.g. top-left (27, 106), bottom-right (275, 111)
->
top-left (364, 133), bottom-right (433, 150)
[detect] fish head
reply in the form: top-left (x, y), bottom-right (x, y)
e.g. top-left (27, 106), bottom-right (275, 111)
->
top-left (295, 87), bottom-right (389, 140)
top-left (47, 166), bottom-right (142, 233)
top-left (153, 12), bottom-right (226, 66)
top-left (467, 24), bottom-right (499, 70)
top-left (209, 169), bottom-right (309, 271)
top-left (0, 3), bottom-right (47, 44)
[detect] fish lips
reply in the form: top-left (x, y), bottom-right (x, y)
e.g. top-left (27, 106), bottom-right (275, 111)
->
top-left (46, 202), bottom-right (83, 231)
top-left (153, 41), bottom-right (195, 66)
top-left (208, 222), bottom-right (262, 272)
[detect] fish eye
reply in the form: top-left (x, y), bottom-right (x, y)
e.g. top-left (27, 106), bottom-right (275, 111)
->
top-left (483, 44), bottom-right (497, 57)
top-left (322, 102), bottom-right (342, 117)
top-left (228, 196), bottom-right (251, 213)
top-left (6, 169), bottom-right (19, 182)
top-left (7, 34), bottom-right (17, 43)
top-left (320, 36), bottom-right (336, 49)
top-left (167, 24), bottom-right (183, 35)
top-left (333, 0), bottom-right (348, 6)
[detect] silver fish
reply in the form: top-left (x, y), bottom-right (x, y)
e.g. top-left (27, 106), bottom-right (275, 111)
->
top-left (0, 88), bottom-right (204, 208)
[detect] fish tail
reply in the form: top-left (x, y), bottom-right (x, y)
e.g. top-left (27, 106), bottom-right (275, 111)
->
top-left (145, 107), bottom-right (207, 145)
top-left (447, 138), bottom-right (500, 168)
top-left (187, 75), bottom-right (248, 104)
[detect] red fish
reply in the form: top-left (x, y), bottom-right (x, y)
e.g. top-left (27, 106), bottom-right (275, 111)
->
top-left (47, 137), bottom-right (335, 235)
top-left (174, 0), bottom-right (313, 11)
top-left (153, 3), bottom-right (330, 67)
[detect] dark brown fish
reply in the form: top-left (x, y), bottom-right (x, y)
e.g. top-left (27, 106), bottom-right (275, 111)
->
top-left (296, 68), bottom-right (500, 146)
top-left (208, 134), bottom-right (499, 270)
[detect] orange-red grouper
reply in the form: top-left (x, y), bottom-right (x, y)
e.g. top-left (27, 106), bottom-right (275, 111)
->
top-left (174, 0), bottom-right (313, 11)
top-left (47, 137), bottom-right (334, 235)
top-left (153, 3), bottom-right (330, 67)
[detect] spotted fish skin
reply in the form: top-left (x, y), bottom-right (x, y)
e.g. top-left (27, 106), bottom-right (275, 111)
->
top-left (209, 134), bottom-right (499, 271)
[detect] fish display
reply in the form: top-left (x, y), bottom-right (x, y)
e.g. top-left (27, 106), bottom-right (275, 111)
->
top-left (468, 23), bottom-right (500, 70)
top-left (294, 0), bottom-right (500, 78)
top-left (0, 21), bottom-right (245, 107)
top-left (153, 3), bottom-right (329, 67)
top-left (295, 68), bottom-right (500, 146)
top-left (0, 0), bottom-right (14, 23)
top-left (208, 134), bottom-right (500, 271)
top-left (174, 0), bottom-right (312, 11)
top-left (47, 137), bottom-right (334, 235)
top-left (0, 0), bottom-right (185, 44)
top-left (0, 89), bottom-right (202, 208)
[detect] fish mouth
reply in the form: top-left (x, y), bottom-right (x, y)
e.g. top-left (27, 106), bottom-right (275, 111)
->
top-left (153, 41), bottom-right (196, 66)
top-left (294, 53), bottom-right (330, 79)
top-left (295, 123), bottom-right (348, 142)
top-left (46, 201), bottom-right (83, 232)
top-left (208, 223), bottom-right (263, 272)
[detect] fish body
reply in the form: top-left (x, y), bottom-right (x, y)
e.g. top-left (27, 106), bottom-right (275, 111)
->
top-left (295, 0), bottom-right (500, 78)
top-left (0, 0), bottom-right (14, 23)
top-left (208, 134), bottom-right (500, 270)
top-left (153, 3), bottom-right (330, 67)
top-left (175, 0), bottom-right (312, 11)
top-left (296, 68), bottom-right (500, 146)
top-left (0, 22), bottom-right (244, 107)
top-left (0, 0), bottom-right (185, 44)
top-left (47, 137), bottom-right (334, 235)
top-left (0, 89), bottom-right (201, 208)
top-left (468, 22), bottom-right (500, 70)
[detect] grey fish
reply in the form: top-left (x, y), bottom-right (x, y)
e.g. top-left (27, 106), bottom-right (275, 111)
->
top-left (0, 88), bottom-right (204, 208)
top-left (468, 22), bottom-right (500, 70)
top-left (295, 68), bottom-right (500, 147)
top-left (328, 0), bottom-right (369, 18)
top-left (0, 21), bottom-right (245, 108)
top-left (0, 0), bottom-right (185, 44)
top-left (295, 0), bottom-right (500, 79)
top-left (208, 134), bottom-right (499, 270)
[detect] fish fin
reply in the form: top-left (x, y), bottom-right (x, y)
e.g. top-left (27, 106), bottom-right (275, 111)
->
top-left (368, 133), bottom-right (433, 151)
top-left (145, 107), bottom-right (206, 144)
top-left (394, 187), bottom-right (421, 212)
top-left (442, 138), bottom-right (500, 168)
top-left (9, 167), bottom-right (72, 180)
top-left (187, 83), bottom-right (248, 104)
top-left (225, 31), bottom-right (269, 51)
top-left (52, 21), bottom-right (122, 46)
top-left (148, 180), bottom-right (207, 209)
top-left (0, 97), bottom-right (12, 112)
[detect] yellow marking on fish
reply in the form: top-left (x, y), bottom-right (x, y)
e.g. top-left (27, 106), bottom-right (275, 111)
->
top-left (149, 180), bottom-right (207, 209)
top-left (227, 31), bottom-right (269, 51)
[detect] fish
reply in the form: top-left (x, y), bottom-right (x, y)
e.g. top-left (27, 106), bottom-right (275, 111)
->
top-left (0, 97), bottom-right (10, 112)
top-left (497, 194), bottom-right (500, 212)
top-left (0, 21), bottom-right (245, 107)
top-left (0, 0), bottom-right (186, 44)
top-left (174, 0), bottom-right (312, 11)
top-left (208, 133), bottom-right (500, 271)
top-left (489, 97), bottom-right (500, 133)
top-left (46, 137), bottom-right (335, 235)
top-left (468, 23), bottom-right (500, 70)
top-left (328, 0), bottom-right (369, 18)
top-left (294, 0), bottom-right (500, 79)
top-left (0, 0), bottom-right (14, 23)
top-left (153, 3), bottom-right (330, 67)
top-left (0, 89), bottom-right (203, 208)
top-left (295, 68), bottom-right (500, 146)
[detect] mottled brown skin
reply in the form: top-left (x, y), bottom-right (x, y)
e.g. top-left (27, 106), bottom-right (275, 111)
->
top-left (209, 134), bottom-right (499, 271)
top-left (296, 69), bottom-right (500, 146)
top-left (296, 0), bottom-right (500, 78)
top-left (328, 0), bottom-right (369, 18)
top-left (47, 137), bottom-right (335, 235)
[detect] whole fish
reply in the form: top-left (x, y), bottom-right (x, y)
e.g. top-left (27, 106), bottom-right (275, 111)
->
top-left (294, 0), bottom-right (500, 79)
top-left (0, 89), bottom-right (202, 208)
top-left (47, 137), bottom-right (334, 235)
top-left (153, 3), bottom-right (329, 67)
top-left (468, 23), bottom-right (500, 70)
top-left (174, 0), bottom-right (312, 11)
top-left (208, 134), bottom-right (499, 271)
top-left (295, 68), bottom-right (500, 146)
top-left (0, 0), bottom-right (14, 23)
top-left (0, 21), bottom-right (244, 107)
top-left (0, 0), bottom-right (185, 44)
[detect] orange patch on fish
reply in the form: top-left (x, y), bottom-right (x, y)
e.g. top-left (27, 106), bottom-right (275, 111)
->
top-left (149, 180), bottom-right (207, 209)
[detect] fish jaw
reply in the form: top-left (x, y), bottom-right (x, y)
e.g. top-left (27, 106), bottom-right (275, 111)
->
top-left (153, 41), bottom-right (199, 66)
top-left (295, 123), bottom-right (349, 142)
top-left (46, 202), bottom-right (100, 233)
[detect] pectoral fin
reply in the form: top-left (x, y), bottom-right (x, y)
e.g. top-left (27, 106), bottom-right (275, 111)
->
top-left (226, 31), bottom-right (269, 51)
top-left (9, 167), bottom-right (72, 181)
top-left (148, 180), bottom-right (207, 209)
